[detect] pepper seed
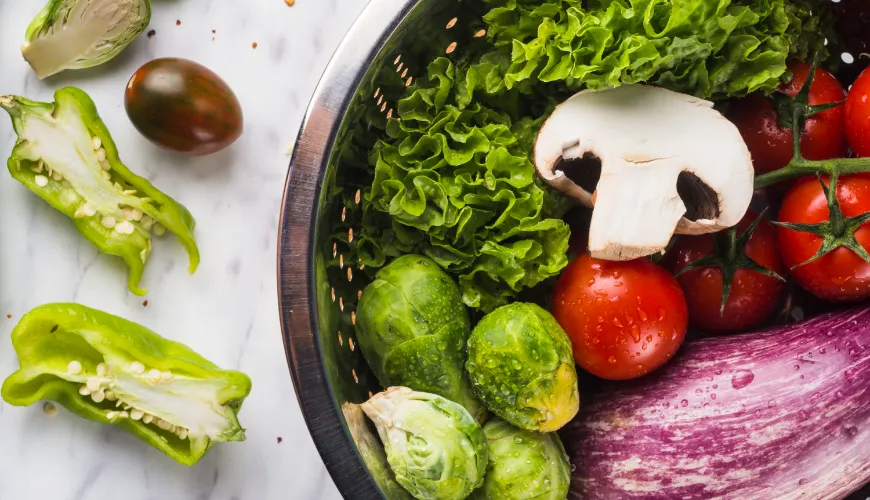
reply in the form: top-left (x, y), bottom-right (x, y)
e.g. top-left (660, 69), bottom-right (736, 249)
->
top-left (118, 411), bottom-right (129, 419)
top-left (91, 390), bottom-right (106, 403)
top-left (96, 363), bottom-right (108, 377)
top-left (131, 208), bottom-right (144, 221)
top-left (160, 371), bottom-right (173, 382)
top-left (79, 386), bottom-right (91, 396)
top-left (142, 414), bottom-right (154, 424)
top-left (100, 170), bottom-right (111, 180)
top-left (34, 175), bottom-right (48, 187)
top-left (115, 220), bottom-right (135, 235)
top-left (153, 223), bottom-right (166, 236)
top-left (101, 216), bottom-right (116, 229)
top-left (178, 428), bottom-right (189, 440)
top-left (140, 216), bottom-right (155, 230)
top-left (51, 171), bottom-right (63, 181)
top-left (106, 411), bottom-right (118, 419)
top-left (130, 361), bottom-right (145, 374)
top-left (86, 377), bottom-right (101, 392)
top-left (105, 391), bottom-right (117, 401)
top-left (82, 203), bottom-right (96, 217)
top-left (100, 161), bottom-right (111, 171)
top-left (147, 369), bottom-right (161, 382)
top-left (130, 410), bottom-right (144, 421)
top-left (96, 148), bottom-right (106, 162)
top-left (92, 137), bottom-right (102, 150)
top-left (43, 402), bottom-right (58, 416)
top-left (67, 360), bottom-right (83, 375)
top-left (157, 419), bottom-right (172, 430)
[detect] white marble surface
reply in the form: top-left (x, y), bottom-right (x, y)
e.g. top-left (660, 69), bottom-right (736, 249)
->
top-left (0, 0), bottom-right (370, 498)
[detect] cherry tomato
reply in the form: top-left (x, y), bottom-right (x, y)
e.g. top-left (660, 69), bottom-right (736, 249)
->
top-left (776, 174), bottom-right (870, 302)
top-left (846, 66), bottom-right (870, 158)
top-left (125, 58), bottom-right (243, 156)
top-left (662, 212), bottom-right (786, 334)
top-left (551, 254), bottom-right (688, 381)
top-left (729, 62), bottom-right (848, 176)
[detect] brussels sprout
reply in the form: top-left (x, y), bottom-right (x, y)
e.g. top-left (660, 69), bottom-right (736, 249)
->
top-left (22, 0), bottom-right (152, 79)
top-left (472, 418), bottom-right (571, 500)
top-left (342, 403), bottom-right (412, 500)
top-left (466, 303), bottom-right (579, 432)
top-left (361, 387), bottom-right (488, 500)
top-left (356, 254), bottom-right (486, 422)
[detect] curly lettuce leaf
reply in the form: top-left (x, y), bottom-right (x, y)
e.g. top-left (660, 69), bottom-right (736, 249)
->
top-left (357, 58), bottom-right (570, 313)
top-left (479, 0), bottom-right (828, 99)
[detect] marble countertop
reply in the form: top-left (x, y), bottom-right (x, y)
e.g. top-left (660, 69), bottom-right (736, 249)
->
top-left (0, 0), bottom-right (369, 498)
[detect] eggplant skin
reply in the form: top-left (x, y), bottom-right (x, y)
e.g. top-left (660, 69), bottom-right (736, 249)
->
top-left (562, 307), bottom-right (870, 500)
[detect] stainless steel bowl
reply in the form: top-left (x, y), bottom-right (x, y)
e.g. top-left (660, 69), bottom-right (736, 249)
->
top-left (278, 1), bottom-right (870, 498)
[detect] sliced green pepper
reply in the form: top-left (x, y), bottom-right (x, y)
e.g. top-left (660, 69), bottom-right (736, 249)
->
top-left (0, 87), bottom-right (199, 295)
top-left (1, 303), bottom-right (252, 466)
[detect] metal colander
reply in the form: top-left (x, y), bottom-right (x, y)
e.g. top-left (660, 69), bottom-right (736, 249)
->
top-left (278, 0), bottom-right (870, 498)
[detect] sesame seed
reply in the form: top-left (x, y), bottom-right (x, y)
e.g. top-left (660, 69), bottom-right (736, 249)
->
top-left (339, 297), bottom-right (344, 311)
top-left (405, 77), bottom-right (413, 87)
top-left (338, 332), bottom-right (343, 345)
top-left (153, 223), bottom-right (166, 236)
top-left (130, 409), bottom-right (144, 420)
top-left (341, 207), bottom-right (346, 222)
top-left (446, 17), bottom-right (458, 29)
top-left (43, 402), bottom-right (58, 416)
top-left (101, 216), bottom-right (116, 229)
top-left (357, 290), bottom-right (362, 299)
top-left (374, 88), bottom-right (381, 98)
top-left (347, 268), bottom-right (353, 281)
top-left (474, 29), bottom-right (487, 38)
top-left (79, 386), bottom-right (91, 396)
top-left (355, 190), bottom-right (361, 204)
top-left (92, 137), bottom-right (102, 149)
top-left (34, 175), bottom-right (48, 187)
top-left (394, 55), bottom-right (401, 65)
top-left (446, 42), bottom-right (457, 54)
top-left (352, 369), bottom-right (358, 383)
top-left (351, 311), bottom-right (356, 325)
top-left (340, 254), bottom-right (344, 269)
top-left (130, 361), bottom-right (145, 374)
top-left (67, 360), bottom-right (83, 375)
top-left (349, 338), bottom-right (355, 351)
top-left (331, 288), bottom-right (335, 302)
top-left (96, 148), bottom-right (106, 162)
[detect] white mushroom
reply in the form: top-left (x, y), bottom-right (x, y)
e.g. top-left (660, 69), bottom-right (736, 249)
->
top-left (534, 84), bottom-right (754, 261)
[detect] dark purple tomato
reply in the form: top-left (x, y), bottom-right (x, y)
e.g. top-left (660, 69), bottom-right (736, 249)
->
top-left (125, 58), bottom-right (243, 156)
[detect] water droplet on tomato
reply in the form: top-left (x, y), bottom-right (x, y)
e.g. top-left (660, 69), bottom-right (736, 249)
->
top-left (642, 343), bottom-right (648, 350)
top-left (595, 325), bottom-right (603, 333)
top-left (631, 325), bottom-right (641, 343)
top-left (608, 356), bottom-right (617, 364)
top-left (612, 318), bottom-right (624, 328)
top-left (658, 308), bottom-right (666, 321)
top-left (597, 316), bottom-right (604, 324)
top-left (646, 335), bottom-right (653, 342)
top-left (636, 363), bottom-right (644, 371)
top-left (637, 308), bottom-right (648, 321)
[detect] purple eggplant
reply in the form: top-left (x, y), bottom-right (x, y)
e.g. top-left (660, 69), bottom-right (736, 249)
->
top-left (561, 307), bottom-right (870, 500)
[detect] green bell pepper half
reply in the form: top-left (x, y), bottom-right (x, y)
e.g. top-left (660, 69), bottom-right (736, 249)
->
top-left (0, 87), bottom-right (199, 295)
top-left (1, 303), bottom-right (252, 466)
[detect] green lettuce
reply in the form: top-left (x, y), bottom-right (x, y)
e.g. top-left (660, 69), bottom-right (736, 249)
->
top-left (357, 58), bottom-right (570, 313)
top-left (479, 0), bottom-right (828, 99)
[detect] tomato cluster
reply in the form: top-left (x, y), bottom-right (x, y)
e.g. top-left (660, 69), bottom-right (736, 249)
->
top-left (550, 62), bottom-right (870, 382)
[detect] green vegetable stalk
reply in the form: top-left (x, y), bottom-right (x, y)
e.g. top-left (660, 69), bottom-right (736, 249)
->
top-left (22, 0), bottom-right (152, 79)
top-left (361, 387), bottom-right (488, 500)
top-left (0, 87), bottom-right (200, 295)
top-left (1, 303), bottom-right (251, 466)
top-left (467, 303), bottom-right (579, 432)
top-left (356, 254), bottom-right (486, 422)
top-left (479, 0), bottom-right (829, 99)
top-left (471, 418), bottom-right (571, 500)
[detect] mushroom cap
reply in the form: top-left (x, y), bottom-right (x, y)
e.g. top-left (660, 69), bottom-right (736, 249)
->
top-left (534, 84), bottom-right (754, 261)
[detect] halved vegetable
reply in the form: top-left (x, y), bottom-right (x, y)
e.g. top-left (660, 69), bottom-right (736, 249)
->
top-left (0, 87), bottom-right (199, 295)
top-left (22, 0), bottom-right (151, 79)
top-left (1, 303), bottom-right (252, 466)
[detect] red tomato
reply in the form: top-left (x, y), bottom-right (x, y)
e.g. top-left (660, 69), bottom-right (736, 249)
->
top-left (846, 66), bottom-right (870, 158)
top-left (776, 174), bottom-right (870, 302)
top-left (661, 213), bottom-right (787, 334)
top-left (552, 254), bottom-right (688, 381)
top-left (729, 62), bottom-right (848, 176)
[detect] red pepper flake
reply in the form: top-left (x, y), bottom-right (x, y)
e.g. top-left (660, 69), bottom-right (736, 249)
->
top-left (176, 19), bottom-right (181, 26)
top-left (277, 436), bottom-right (283, 443)
top-left (142, 300), bottom-right (149, 307)
top-left (252, 42), bottom-right (258, 49)
top-left (5, 314), bottom-right (11, 319)
top-left (147, 29), bottom-right (156, 38)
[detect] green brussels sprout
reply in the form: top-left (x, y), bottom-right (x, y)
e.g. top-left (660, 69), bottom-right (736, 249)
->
top-left (361, 387), bottom-right (488, 500)
top-left (472, 418), bottom-right (571, 500)
top-left (22, 0), bottom-right (152, 79)
top-left (466, 303), bottom-right (579, 432)
top-left (342, 403), bottom-right (412, 500)
top-left (356, 254), bottom-right (486, 422)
